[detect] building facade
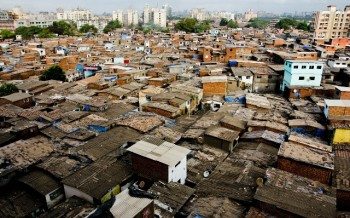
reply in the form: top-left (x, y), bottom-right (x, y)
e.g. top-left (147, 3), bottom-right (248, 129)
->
top-left (15, 12), bottom-right (57, 28)
top-left (313, 5), bottom-right (350, 40)
top-left (0, 10), bottom-right (15, 30)
top-left (281, 60), bottom-right (324, 91)
top-left (190, 8), bottom-right (208, 21)
top-left (143, 6), bottom-right (167, 28)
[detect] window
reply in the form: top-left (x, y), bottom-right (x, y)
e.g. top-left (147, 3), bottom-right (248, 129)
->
top-left (317, 66), bottom-right (322, 69)
top-left (246, 76), bottom-right (251, 79)
top-left (309, 66), bottom-right (314, 69)
top-left (310, 77), bottom-right (315, 80)
top-left (294, 65), bottom-right (298, 69)
top-left (257, 76), bottom-right (262, 79)
top-left (268, 75), bottom-right (272, 79)
top-left (299, 76), bottom-right (305, 80)
top-left (302, 65), bottom-right (306, 69)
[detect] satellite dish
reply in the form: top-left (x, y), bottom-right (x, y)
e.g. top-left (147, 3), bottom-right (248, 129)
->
top-left (203, 171), bottom-right (210, 178)
top-left (256, 177), bottom-right (264, 187)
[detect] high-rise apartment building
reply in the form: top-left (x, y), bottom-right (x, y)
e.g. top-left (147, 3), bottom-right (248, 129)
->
top-left (0, 10), bottom-right (15, 30)
top-left (313, 5), bottom-right (350, 40)
top-left (190, 8), bottom-right (208, 21)
top-left (15, 12), bottom-right (57, 28)
top-left (112, 10), bottom-right (123, 23)
top-left (143, 6), bottom-right (167, 28)
top-left (243, 10), bottom-right (258, 21)
top-left (112, 10), bottom-right (139, 27)
top-left (56, 8), bottom-right (92, 22)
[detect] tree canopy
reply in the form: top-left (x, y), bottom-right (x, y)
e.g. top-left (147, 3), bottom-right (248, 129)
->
top-left (220, 18), bottom-right (229, 26)
top-left (0, 29), bottom-right (15, 39)
top-left (48, 21), bottom-right (77, 36)
top-left (15, 26), bottom-right (43, 39)
top-left (275, 18), bottom-right (310, 31)
top-left (39, 65), bottom-right (67, 82)
top-left (175, 18), bottom-right (211, 33)
top-left (103, 20), bottom-right (122, 33)
top-left (79, 24), bottom-right (98, 33)
top-left (0, 83), bottom-right (18, 97)
top-left (37, 28), bottom-right (54, 38)
top-left (296, 21), bottom-right (309, 31)
top-left (247, 18), bottom-right (269, 29)
top-left (227, 19), bottom-right (239, 28)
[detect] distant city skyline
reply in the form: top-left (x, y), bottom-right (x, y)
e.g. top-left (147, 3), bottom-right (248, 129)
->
top-left (0, 0), bottom-right (348, 14)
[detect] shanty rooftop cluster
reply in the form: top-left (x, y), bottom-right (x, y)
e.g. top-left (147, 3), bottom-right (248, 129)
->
top-left (0, 20), bottom-right (350, 218)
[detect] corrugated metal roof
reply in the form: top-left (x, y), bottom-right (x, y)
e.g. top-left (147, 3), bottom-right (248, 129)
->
top-left (127, 140), bottom-right (190, 166)
top-left (110, 189), bottom-right (153, 218)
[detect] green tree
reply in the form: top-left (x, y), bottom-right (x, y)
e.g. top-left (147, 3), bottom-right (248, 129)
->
top-left (220, 18), bottom-right (229, 26)
top-left (175, 18), bottom-right (211, 33)
top-left (227, 19), bottom-right (238, 28)
top-left (15, 26), bottom-right (43, 39)
top-left (0, 29), bottom-right (15, 39)
top-left (38, 28), bottom-right (54, 38)
top-left (0, 83), bottom-right (18, 97)
top-left (275, 18), bottom-right (299, 30)
top-left (39, 65), bottom-right (67, 82)
top-left (79, 24), bottom-right (98, 33)
top-left (48, 21), bottom-right (77, 36)
top-left (175, 18), bottom-right (198, 32)
top-left (247, 18), bottom-right (269, 29)
top-left (296, 21), bottom-right (309, 31)
top-left (103, 20), bottom-right (122, 33)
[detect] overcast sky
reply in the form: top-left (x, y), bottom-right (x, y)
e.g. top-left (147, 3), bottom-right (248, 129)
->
top-left (0, 0), bottom-right (348, 14)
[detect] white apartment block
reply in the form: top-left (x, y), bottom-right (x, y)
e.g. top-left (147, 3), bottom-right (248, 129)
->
top-left (211, 11), bottom-right (235, 20)
top-left (313, 5), bottom-right (350, 40)
top-left (15, 13), bottom-right (57, 28)
top-left (0, 10), bottom-right (11, 20)
top-left (112, 10), bottom-right (138, 27)
top-left (112, 10), bottom-right (123, 23)
top-left (56, 8), bottom-right (92, 22)
top-left (190, 8), bottom-right (208, 21)
top-left (244, 10), bottom-right (258, 21)
top-left (143, 6), bottom-right (167, 28)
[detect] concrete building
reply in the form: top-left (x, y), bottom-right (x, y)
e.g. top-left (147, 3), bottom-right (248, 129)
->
top-left (15, 12), bottom-right (57, 28)
top-left (112, 10), bottom-right (123, 23)
top-left (123, 10), bottom-right (139, 27)
top-left (143, 6), bottom-right (167, 28)
top-left (211, 11), bottom-right (235, 20)
top-left (0, 10), bottom-right (15, 30)
top-left (313, 5), bottom-right (350, 40)
top-left (281, 60), bottom-right (324, 92)
top-left (190, 8), bottom-right (208, 21)
top-left (244, 10), bottom-right (258, 21)
top-left (56, 8), bottom-right (92, 23)
top-left (127, 140), bottom-right (191, 184)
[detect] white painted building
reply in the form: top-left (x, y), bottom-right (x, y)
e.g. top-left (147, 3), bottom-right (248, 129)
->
top-left (112, 10), bottom-right (123, 23)
top-left (15, 12), bottom-right (57, 28)
top-left (313, 5), bottom-right (350, 40)
top-left (327, 59), bottom-right (349, 68)
top-left (57, 8), bottom-right (92, 22)
top-left (244, 9), bottom-right (258, 21)
top-left (143, 6), bottom-right (167, 27)
top-left (211, 11), bottom-right (235, 20)
top-left (127, 140), bottom-right (191, 184)
top-left (281, 60), bottom-right (324, 91)
top-left (190, 8), bottom-right (208, 21)
top-left (112, 9), bottom-right (138, 27)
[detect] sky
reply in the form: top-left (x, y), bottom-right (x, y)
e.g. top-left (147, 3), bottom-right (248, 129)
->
top-left (0, 0), bottom-right (348, 14)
